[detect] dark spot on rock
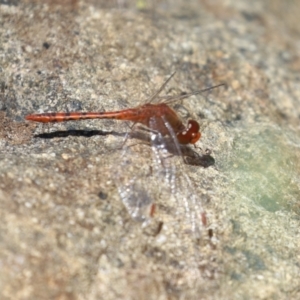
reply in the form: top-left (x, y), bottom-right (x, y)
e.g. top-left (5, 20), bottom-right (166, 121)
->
top-left (43, 42), bottom-right (50, 49)
top-left (98, 191), bottom-right (108, 200)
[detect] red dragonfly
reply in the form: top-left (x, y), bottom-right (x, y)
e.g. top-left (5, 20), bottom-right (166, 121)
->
top-left (26, 73), bottom-right (225, 288)
top-left (25, 72), bottom-right (225, 146)
top-left (26, 73), bottom-right (225, 220)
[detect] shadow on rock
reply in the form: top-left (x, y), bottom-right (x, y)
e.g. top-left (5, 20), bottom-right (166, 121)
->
top-left (34, 129), bottom-right (215, 168)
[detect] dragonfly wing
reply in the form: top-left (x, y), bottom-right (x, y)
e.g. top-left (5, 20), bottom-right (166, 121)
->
top-left (114, 125), bottom-right (179, 224)
top-left (115, 133), bottom-right (155, 223)
top-left (156, 83), bottom-right (226, 104)
top-left (111, 115), bottom-right (210, 290)
top-left (114, 114), bottom-right (207, 233)
top-left (147, 72), bottom-right (176, 104)
top-left (159, 115), bottom-right (206, 237)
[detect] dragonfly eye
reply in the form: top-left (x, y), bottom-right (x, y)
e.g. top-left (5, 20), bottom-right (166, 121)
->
top-left (177, 120), bottom-right (201, 144)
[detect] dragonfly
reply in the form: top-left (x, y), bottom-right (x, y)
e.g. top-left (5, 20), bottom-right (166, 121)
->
top-left (25, 72), bottom-right (224, 223)
top-left (25, 72), bottom-right (224, 146)
top-left (26, 73), bottom-right (225, 291)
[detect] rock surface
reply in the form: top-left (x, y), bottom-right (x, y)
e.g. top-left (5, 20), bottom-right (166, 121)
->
top-left (1, 0), bottom-right (300, 299)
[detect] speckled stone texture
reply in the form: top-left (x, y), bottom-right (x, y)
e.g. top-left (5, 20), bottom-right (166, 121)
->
top-left (1, 0), bottom-right (300, 299)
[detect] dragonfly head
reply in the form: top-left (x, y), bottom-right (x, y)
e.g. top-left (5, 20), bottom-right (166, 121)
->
top-left (177, 120), bottom-right (201, 145)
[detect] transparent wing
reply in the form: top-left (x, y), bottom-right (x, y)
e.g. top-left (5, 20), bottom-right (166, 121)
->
top-left (115, 134), bottom-right (155, 223)
top-left (112, 115), bottom-right (209, 287)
